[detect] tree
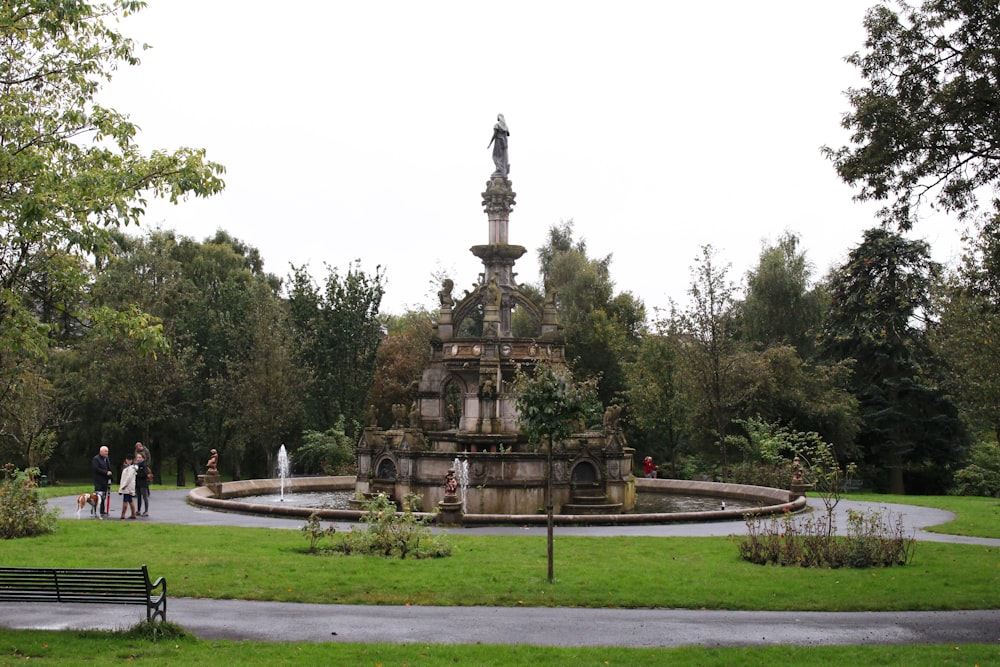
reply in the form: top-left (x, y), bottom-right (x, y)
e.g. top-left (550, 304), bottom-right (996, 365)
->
top-left (932, 214), bottom-right (1000, 442)
top-left (824, 1), bottom-right (1000, 229)
top-left (288, 262), bottom-right (385, 437)
top-left (0, 0), bottom-right (225, 370)
top-left (671, 246), bottom-right (752, 478)
top-left (514, 361), bottom-right (600, 583)
top-left (536, 221), bottom-right (645, 405)
top-left (819, 228), bottom-right (967, 493)
top-left (623, 333), bottom-right (689, 478)
top-left (368, 309), bottom-right (434, 428)
top-left (740, 232), bottom-right (827, 356)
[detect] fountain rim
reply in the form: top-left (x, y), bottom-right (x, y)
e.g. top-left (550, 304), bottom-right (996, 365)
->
top-left (187, 476), bottom-right (806, 525)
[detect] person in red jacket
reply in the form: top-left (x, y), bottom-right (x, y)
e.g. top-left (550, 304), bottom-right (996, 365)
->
top-left (643, 456), bottom-right (657, 478)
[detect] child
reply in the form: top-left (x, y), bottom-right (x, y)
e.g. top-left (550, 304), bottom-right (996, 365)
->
top-left (118, 454), bottom-right (138, 520)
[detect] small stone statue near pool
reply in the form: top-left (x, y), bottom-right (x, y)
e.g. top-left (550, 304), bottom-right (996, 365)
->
top-left (444, 468), bottom-right (458, 498)
top-left (206, 449), bottom-right (218, 474)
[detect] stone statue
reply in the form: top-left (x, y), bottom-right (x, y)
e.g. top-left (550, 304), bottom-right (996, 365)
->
top-left (444, 468), bottom-right (458, 497)
top-left (391, 403), bottom-right (407, 428)
top-left (438, 278), bottom-right (455, 307)
top-left (206, 449), bottom-right (218, 474)
top-left (408, 401), bottom-right (420, 428)
top-left (603, 405), bottom-right (622, 431)
top-left (487, 113), bottom-right (509, 176)
top-left (485, 275), bottom-right (501, 308)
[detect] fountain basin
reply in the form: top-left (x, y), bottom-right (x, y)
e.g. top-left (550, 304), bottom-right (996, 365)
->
top-left (188, 476), bottom-right (805, 525)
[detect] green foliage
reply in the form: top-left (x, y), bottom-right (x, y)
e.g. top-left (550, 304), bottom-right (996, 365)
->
top-left (295, 423), bottom-right (356, 476)
top-left (951, 441), bottom-right (1000, 498)
top-left (623, 333), bottom-right (689, 478)
top-left (301, 512), bottom-right (338, 552)
top-left (75, 230), bottom-right (297, 481)
top-left (288, 262), bottom-right (385, 438)
top-left (367, 309), bottom-right (434, 428)
top-left (0, 465), bottom-right (58, 539)
top-left (117, 620), bottom-right (191, 642)
top-left (513, 361), bottom-right (601, 449)
top-left (738, 507), bottom-right (916, 568)
top-left (0, 0), bottom-right (224, 370)
top-left (824, 1), bottom-right (1000, 229)
top-left (668, 245), bottom-right (749, 475)
top-left (333, 493), bottom-right (450, 559)
top-left (740, 232), bottom-right (827, 356)
top-left (536, 221), bottom-right (645, 404)
top-left (819, 228), bottom-right (967, 493)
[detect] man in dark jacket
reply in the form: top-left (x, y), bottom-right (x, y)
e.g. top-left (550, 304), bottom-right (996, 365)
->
top-left (91, 446), bottom-right (112, 516)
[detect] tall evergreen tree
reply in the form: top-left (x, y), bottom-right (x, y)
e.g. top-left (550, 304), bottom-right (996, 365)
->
top-left (819, 228), bottom-right (967, 493)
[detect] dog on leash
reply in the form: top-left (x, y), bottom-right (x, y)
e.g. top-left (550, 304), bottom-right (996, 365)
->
top-left (76, 492), bottom-right (102, 519)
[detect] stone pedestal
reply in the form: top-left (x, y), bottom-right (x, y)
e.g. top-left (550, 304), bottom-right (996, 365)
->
top-left (437, 496), bottom-right (464, 526)
top-left (789, 482), bottom-right (813, 500)
top-left (197, 473), bottom-right (222, 498)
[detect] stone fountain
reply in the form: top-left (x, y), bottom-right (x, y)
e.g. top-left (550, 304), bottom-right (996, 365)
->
top-left (356, 116), bottom-right (635, 516)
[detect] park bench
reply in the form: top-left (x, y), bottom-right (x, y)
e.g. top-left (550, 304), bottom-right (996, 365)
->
top-left (0, 565), bottom-right (166, 622)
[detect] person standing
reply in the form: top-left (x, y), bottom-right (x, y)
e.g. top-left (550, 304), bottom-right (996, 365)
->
top-left (134, 442), bottom-right (151, 480)
top-left (118, 454), bottom-right (138, 520)
top-left (134, 452), bottom-right (151, 517)
top-left (91, 446), bottom-right (112, 516)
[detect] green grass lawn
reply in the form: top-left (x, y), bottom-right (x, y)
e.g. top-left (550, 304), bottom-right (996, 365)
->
top-left (849, 492), bottom-right (1000, 539)
top-left (3, 520), bottom-right (998, 611)
top-left (1, 628), bottom-right (997, 666)
top-left (4, 489), bottom-right (998, 661)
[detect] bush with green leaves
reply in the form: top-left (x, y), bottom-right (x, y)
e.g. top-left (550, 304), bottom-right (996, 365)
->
top-left (294, 420), bottom-right (356, 476)
top-left (951, 441), bottom-right (1000, 497)
top-left (333, 493), bottom-right (450, 560)
top-left (0, 464), bottom-right (59, 539)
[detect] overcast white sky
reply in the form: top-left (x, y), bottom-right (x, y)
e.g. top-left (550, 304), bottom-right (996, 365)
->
top-left (100, 1), bottom-right (965, 318)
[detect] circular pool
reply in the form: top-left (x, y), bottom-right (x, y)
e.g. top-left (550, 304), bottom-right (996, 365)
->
top-left (188, 476), bottom-right (804, 525)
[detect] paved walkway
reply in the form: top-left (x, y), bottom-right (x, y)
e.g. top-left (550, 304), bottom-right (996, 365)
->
top-left (1, 489), bottom-right (995, 647)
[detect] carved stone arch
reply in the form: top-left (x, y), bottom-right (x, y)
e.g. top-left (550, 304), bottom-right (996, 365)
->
top-left (375, 457), bottom-right (397, 480)
top-left (451, 290), bottom-right (483, 334)
top-left (442, 374), bottom-right (466, 429)
top-left (511, 288), bottom-right (542, 326)
top-left (570, 459), bottom-right (601, 485)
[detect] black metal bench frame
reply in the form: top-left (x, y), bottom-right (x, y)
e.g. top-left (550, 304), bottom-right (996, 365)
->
top-left (0, 565), bottom-right (167, 622)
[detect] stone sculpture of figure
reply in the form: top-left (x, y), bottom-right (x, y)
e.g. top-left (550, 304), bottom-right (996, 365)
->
top-left (438, 278), bottom-right (455, 307)
top-left (392, 403), bottom-right (407, 428)
top-left (603, 405), bottom-right (622, 431)
top-left (487, 113), bottom-right (510, 176)
top-left (408, 401), bottom-right (420, 428)
top-left (485, 274), bottom-right (501, 308)
top-left (206, 449), bottom-right (218, 474)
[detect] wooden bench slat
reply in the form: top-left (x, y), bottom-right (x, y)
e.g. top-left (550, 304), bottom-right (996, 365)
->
top-left (0, 566), bottom-right (166, 622)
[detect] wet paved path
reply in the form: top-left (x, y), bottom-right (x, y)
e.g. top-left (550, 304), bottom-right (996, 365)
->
top-left (1, 489), bottom-right (995, 647)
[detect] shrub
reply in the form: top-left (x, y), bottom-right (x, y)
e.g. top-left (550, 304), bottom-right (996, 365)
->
top-left (301, 512), bottom-right (337, 552)
top-left (951, 441), bottom-right (1000, 497)
top-left (736, 507), bottom-right (914, 568)
top-left (333, 493), bottom-right (451, 559)
top-left (294, 420), bottom-right (356, 476)
top-left (0, 464), bottom-right (58, 539)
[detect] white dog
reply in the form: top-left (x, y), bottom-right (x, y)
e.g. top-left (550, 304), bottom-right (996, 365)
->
top-left (76, 492), bottom-right (102, 519)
